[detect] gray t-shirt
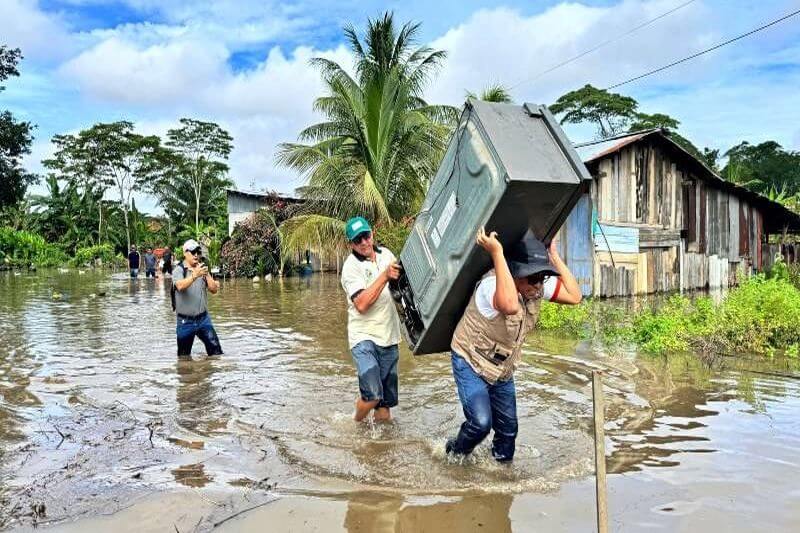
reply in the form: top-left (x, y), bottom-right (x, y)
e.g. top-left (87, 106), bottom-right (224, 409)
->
top-left (172, 263), bottom-right (208, 316)
top-left (144, 252), bottom-right (157, 269)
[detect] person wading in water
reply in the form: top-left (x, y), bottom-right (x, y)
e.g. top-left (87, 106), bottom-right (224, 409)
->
top-left (447, 228), bottom-right (582, 462)
top-left (340, 216), bottom-right (403, 422)
top-left (172, 239), bottom-right (223, 359)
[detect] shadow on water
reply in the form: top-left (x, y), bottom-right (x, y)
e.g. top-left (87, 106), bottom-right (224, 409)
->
top-left (1, 271), bottom-right (800, 530)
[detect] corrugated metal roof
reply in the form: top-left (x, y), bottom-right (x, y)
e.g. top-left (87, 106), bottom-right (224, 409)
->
top-left (226, 189), bottom-right (303, 203)
top-left (573, 129), bottom-right (660, 162)
top-left (575, 130), bottom-right (800, 233)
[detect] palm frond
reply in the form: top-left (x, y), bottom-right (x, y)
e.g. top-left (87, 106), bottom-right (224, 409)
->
top-left (280, 214), bottom-right (348, 257)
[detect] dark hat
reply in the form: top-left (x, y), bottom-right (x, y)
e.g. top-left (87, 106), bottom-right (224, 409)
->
top-left (505, 231), bottom-right (559, 279)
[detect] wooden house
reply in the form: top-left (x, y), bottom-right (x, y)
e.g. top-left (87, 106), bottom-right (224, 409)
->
top-left (555, 129), bottom-right (800, 297)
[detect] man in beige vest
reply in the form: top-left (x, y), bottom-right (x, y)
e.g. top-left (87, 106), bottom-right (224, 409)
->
top-left (447, 228), bottom-right (582, 462)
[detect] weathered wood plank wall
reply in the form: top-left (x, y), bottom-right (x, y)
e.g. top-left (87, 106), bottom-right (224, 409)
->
top-left (590, 139), bottom-right (766, 297)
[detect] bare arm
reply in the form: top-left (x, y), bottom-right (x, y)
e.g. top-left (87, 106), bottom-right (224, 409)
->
top-left (205, 272), bottom-right (219, 294)
top-left (548, 238), bottom-right (582, 305)
top-left (175, 264), bottom-right (208, 291)
top-left (477, 228), bottom-right (520, 315)
top-left (352, 261), bottom-right (401, 314)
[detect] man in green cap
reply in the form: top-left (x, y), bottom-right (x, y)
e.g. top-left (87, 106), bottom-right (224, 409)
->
top-left (340, 216), bottom-right (403, 422)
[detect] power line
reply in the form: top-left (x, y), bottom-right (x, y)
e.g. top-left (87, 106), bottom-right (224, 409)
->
top-left (605, 7), bottom-right (800, 90)
top-left (509, 0), bottom-right (697, 91)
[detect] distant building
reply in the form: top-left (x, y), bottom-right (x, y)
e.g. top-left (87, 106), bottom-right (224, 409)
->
top-left (555, 129), bottom-right (800, 297)
top-left (225, 189), bottom-right (302, 236)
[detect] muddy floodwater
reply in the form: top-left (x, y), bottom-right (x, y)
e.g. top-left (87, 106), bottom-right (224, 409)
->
top-left (1, 271), bottom-right (799, 531)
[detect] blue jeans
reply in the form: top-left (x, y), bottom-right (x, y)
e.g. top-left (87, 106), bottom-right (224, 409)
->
top-left (351, 341), bottom-right (399, 408)
top-left (176, 313), bottom-right (223, 357)
top-left (449, 351), bottom-right (518, 462)
top-left (130, 268), bottom-right (139, 278)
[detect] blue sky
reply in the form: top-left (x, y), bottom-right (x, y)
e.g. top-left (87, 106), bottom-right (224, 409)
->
top-left (3, 0), bottom-right (800, 212)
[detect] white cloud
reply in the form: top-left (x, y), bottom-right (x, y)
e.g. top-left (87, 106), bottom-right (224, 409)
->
top-left (209, 45), bottom-right (350, 118)
top-left (59, 36), bottom-right (229, 105)
top-left (0, 0), bottom-right (76, 62)
top-left (426, 0), bottom-right (716, 106)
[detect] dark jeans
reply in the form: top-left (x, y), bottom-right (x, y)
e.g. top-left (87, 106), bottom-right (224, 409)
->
top-left (145, 269), bottom-right (156, 278)
top-left (176, 312), bottom-right (223, 357)
top-left (129, 268), bottom-right (139, 278)
top-left (449, 351), bottom-right (518, 462)
top-left (351, 340), bottom-right (399, 408)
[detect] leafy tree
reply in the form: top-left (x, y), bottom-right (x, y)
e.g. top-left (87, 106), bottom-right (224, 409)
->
top-left (148, 169), bottom-right (228, 244)
top-left (43, 121), bottom-right (162, 251)
top-left (0, 46), bottom-right (22, 86)
top-left (160, 118), bottom-right (233, 239)
top-left (549, 84), bottom-right (638, 138)
top-left (700, 147), bottom-right (720, 172)
top-left (722, 141), bottom-right (800, 198)
top-left (0, 46), bottom-right (36, 213)
top-left (277, 12), bottom-right (454, 254)
top-left (30, 174), bottom-right (103, 253)
top-left (628, 112), bottom-right (680, 131)
top-left (466, 83), bottom-right (513, 103)
top-left (551, 85), bottom-right (724, 175)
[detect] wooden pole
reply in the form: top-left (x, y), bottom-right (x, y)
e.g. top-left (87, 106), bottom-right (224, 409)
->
top-left (592, 370), bottom-right (608, 533)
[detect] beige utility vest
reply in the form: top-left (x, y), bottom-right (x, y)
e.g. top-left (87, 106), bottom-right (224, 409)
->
top-left (451, 272), bottom-right (541, 384)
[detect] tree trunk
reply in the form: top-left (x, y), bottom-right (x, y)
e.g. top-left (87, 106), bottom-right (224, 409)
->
top-left (123, 207), bottom-right (131, 251)
top-left (195, 180), bottom-right (201, 240)
top-left (97, 203), bottom-right (103, 245)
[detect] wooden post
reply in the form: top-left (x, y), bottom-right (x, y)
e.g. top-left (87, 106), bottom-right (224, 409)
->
top-left (592, 371), bottom-right (608, 533)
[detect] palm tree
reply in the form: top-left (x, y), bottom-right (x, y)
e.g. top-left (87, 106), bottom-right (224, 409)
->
top-left (276, 12), bottom-right (456, 255)
top-left (466, 83), bottom-right (513, 103)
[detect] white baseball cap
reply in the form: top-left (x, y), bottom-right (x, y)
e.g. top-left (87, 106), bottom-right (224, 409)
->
top-left (183, 239), bottom-right (201, 253)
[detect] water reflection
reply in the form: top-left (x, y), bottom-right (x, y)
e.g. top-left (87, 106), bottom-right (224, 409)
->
top-left (175, 359), bottom-right (228, 436)
top-left (343, 493), bottom-right (512, 533)
top-left (171, 462), bottom-right (212, 488)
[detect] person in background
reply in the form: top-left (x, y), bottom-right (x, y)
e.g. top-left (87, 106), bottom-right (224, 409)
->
top-left (162, 246), bottom-right (173, 277)
top-left (128, 245), bottom-right (141, 279)
top-left (340, 216), bottom-right (403, 422)
top-left (446, 229), bottom-right (582, 462)
top-left (172, 239), bottom-right (223, 359)
top-left (143, 247), bottom-right (157, 278)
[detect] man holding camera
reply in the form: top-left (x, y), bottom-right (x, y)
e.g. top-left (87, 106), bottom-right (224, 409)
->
top-left (172, 239), bottom-right (223, 359)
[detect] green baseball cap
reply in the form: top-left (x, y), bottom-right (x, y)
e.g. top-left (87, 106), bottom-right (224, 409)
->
top-left (345, 216), bottom-right (372, 241)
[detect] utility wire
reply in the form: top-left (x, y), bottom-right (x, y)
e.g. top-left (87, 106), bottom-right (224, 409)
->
top-left (509, 0), bottom-right (697, 90)
top-left (605, 7), bottom-right (800, 90)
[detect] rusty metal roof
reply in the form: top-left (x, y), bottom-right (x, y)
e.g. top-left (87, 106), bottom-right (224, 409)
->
top-left (576, 130), bottom-right (800, 233)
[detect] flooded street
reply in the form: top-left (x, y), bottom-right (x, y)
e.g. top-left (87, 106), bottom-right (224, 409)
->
top-left (1, 271), bottom-right (799, 531)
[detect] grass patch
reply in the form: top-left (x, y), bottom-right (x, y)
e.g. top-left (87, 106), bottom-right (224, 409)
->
top-left (536, 274), bottom-right (800, 357)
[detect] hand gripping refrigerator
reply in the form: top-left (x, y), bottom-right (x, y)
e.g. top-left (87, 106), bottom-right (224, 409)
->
top-left (390, 99), bottom-right (592, 355)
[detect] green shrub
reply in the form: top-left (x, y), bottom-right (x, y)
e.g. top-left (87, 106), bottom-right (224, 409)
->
top-left (70, 243), bottom-right (121, 267)
top-left (220, 208), bottom-right (284, 277)
top-left (538, 299), bottom-right (591, 335)
top-left (0, 227), bottom-right (68, 267)
top-left (629, 294), bottom-right (715, 354)
top-left (715, 275), bottom-right (800, 355)
top-left (534, 275), bottom-right (800, 357)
